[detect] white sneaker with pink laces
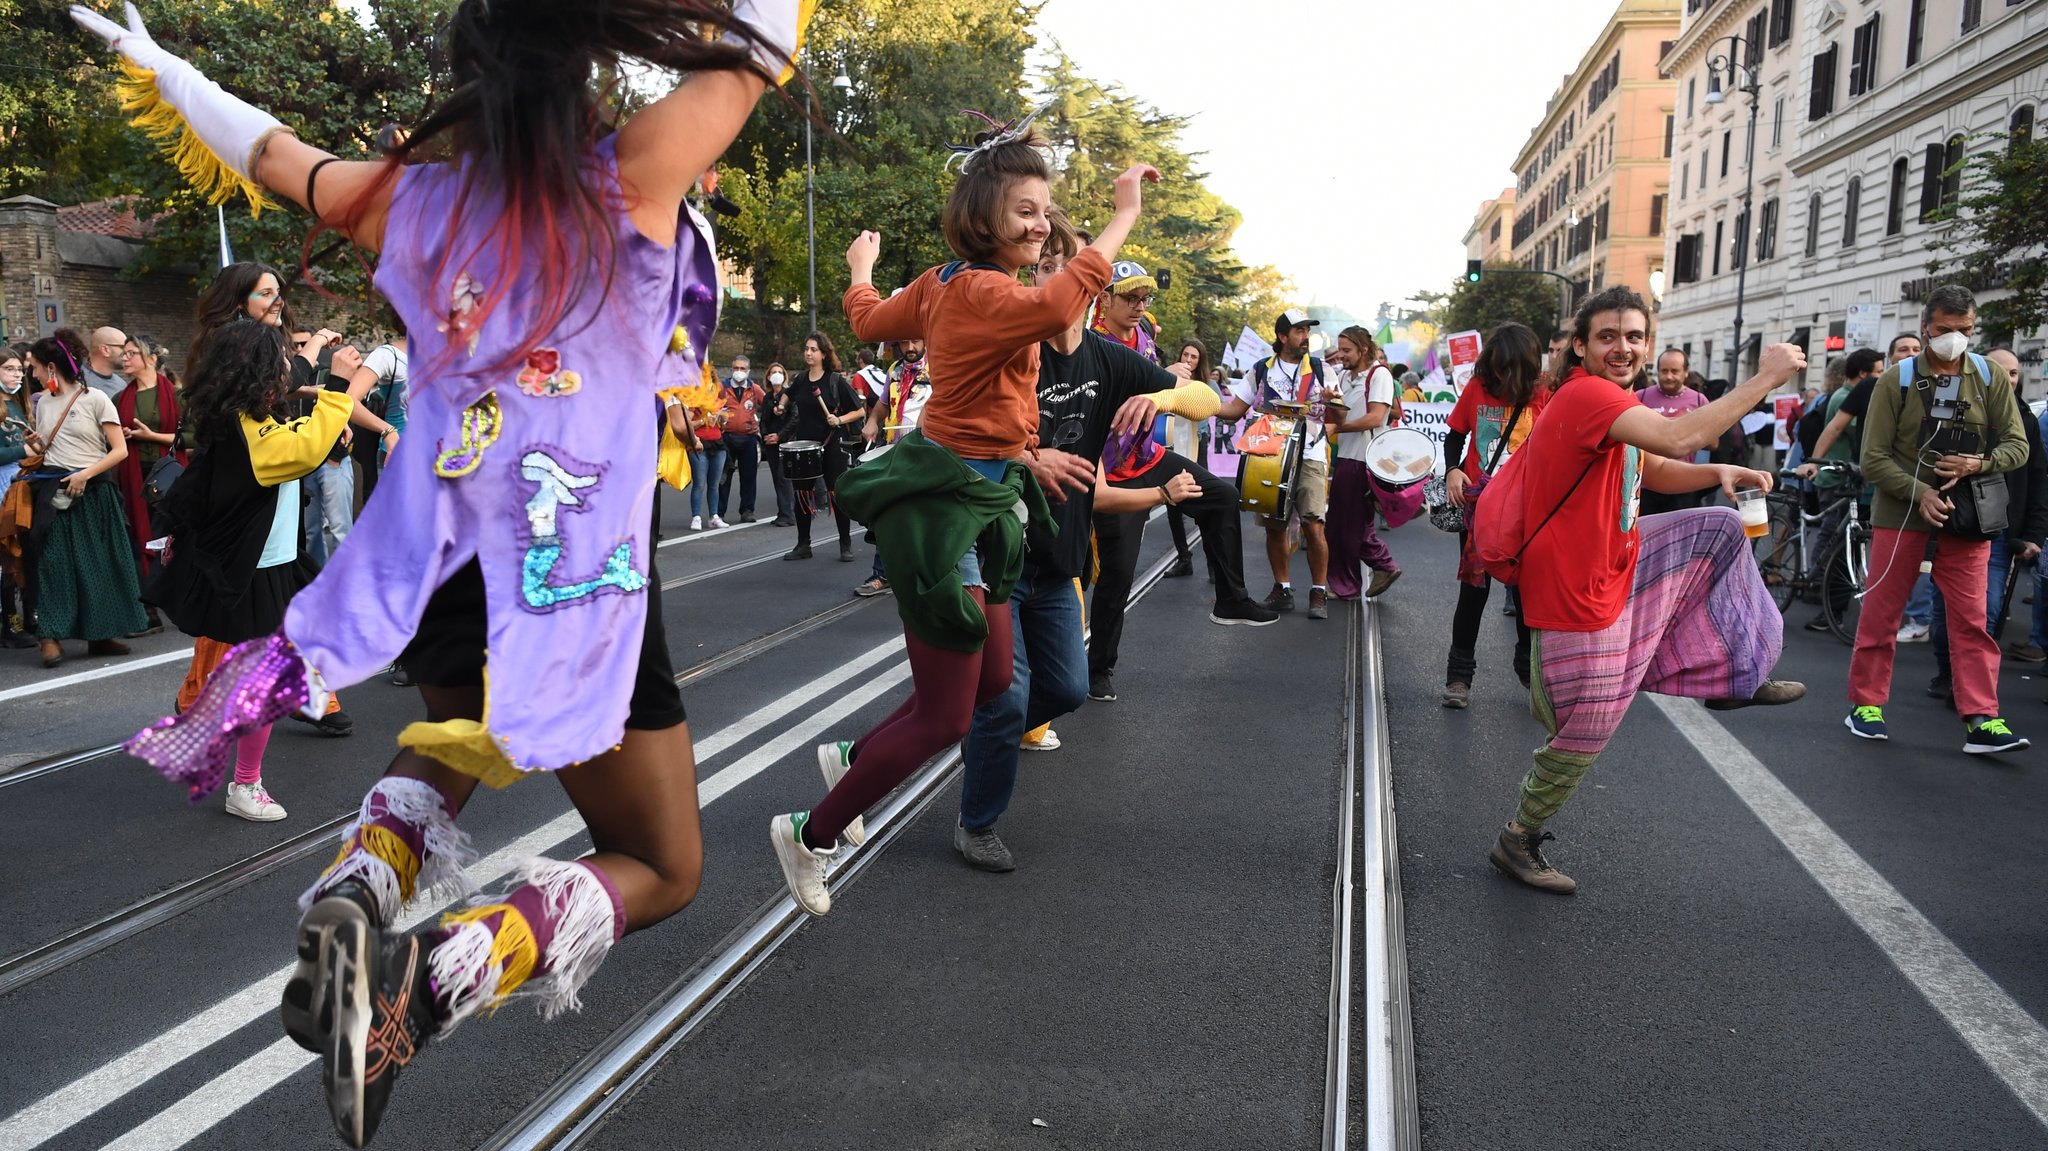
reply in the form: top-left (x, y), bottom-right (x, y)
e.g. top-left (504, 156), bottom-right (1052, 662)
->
top-left (225, 780), bottom-right (287, 822)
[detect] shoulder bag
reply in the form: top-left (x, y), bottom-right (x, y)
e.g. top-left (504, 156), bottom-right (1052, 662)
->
top-left (1427, 392), bottom-right (1529, 534)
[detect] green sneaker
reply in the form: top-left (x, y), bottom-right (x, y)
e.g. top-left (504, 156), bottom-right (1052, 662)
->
top-left (1845, 706), bottom-right (1888, 740)
top-left (1964, 717), bottom-right (2029, 755)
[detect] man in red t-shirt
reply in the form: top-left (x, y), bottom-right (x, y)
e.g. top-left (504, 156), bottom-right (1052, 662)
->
top-left (1490, 286), bottom-right (1808, 896)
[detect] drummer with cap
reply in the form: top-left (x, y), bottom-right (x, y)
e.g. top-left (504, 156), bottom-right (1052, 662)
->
top-left (1219, 308), bottom-right (1345, 620)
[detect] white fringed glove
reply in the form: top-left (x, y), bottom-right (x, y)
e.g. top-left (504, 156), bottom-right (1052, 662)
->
top-left (70, 3), bottom-right (290, 194)
top-left (729, 0), bottom-right (816, 86)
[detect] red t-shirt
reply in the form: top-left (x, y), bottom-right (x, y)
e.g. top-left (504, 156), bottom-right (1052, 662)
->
top-left (1514, 369), bottom-right (1646, 633)
top-left (1448, 376), bottom-right (1547, 477)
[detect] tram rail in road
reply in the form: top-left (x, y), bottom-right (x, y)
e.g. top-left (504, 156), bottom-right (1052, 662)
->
top-left (0, 590), bottom-right (878, 999)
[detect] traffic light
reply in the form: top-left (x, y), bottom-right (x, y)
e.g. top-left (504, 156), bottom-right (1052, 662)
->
top-left (1465, 259), bottom-right (1483, 284)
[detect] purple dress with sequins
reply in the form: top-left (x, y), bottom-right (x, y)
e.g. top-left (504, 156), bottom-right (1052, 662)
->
top-left (131, 138), bottom-right (720, 793)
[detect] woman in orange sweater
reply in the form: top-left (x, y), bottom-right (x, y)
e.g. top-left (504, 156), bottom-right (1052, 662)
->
top-left (768, 115), bottom-right (1156, 915)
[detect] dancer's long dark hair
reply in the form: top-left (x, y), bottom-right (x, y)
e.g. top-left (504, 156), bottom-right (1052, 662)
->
top-left (183, 320), bottom-right (294, 448)
top-left (319, 0), bottom-right (794, 374)
top-left (190, 262), bottom-right (295, 381)
top-left (1477, 323), bottom-right (1543, 408)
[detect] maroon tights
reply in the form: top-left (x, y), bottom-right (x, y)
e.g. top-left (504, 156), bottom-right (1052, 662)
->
top-left (804, 589), bottom-right (1014, 847)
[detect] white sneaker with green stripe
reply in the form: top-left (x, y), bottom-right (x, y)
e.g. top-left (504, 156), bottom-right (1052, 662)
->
top-left (816, 741), bottom-right (865, 847)
top-left (770, 811), bottom-right (835, 916)
top-left (1964, 717), bottom-right (2029, 755)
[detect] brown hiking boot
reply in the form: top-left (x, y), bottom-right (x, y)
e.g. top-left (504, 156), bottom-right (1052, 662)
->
top-left (1704, 679), bottom-right (1806, 711)
top-left (1488, 823), bottom-right (1577, 894)
top-left (1366, 568), bottom-right (1403, 598)
top-left (1442, 682), bottom-right (1471, 709)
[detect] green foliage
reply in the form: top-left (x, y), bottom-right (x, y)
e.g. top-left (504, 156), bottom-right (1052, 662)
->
top-left (1937, 133), bottom-right (2048, 342)
top-left (1439, 265), bottom-right (1562, 342)
top-left (0, 0), bottom-right (147, 202)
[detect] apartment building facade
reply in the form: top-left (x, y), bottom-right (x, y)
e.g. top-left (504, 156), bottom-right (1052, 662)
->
top-left (1659, 0), bottom-right (2046, 389)
top-left (1508, 0), bottom-right (1681, 309)
top-left (1463, 188), bottom-right (1517, 266)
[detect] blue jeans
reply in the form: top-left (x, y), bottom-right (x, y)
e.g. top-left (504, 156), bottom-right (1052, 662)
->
top-left (302, 458), bottom-right (355, 565)
top-left (959, 564), bottom-right (1089, 830)
top-left (688, 445), bottom-right (726, 520)
top-left (1905, 571), bottom-right (1935, 627)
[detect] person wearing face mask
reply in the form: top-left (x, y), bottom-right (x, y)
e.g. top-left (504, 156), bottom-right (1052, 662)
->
top-left (1485, 287), bottom-right (1806, 895)
top-left (0, 349), bottom-right (33, 649)
top-left (760, 362), bottom-right (796, 525)
top-left (716, 356), bottom-right (764, 522)
top-left (1841, 285), bottom-right (2031, 753)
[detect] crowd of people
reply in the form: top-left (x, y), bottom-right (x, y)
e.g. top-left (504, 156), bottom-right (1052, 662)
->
top-left (24, 0), bottom-right (2042, 1145)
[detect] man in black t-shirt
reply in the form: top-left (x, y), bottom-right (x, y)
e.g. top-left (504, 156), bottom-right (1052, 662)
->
top-left (951, 220), bottom-right (1273, 873)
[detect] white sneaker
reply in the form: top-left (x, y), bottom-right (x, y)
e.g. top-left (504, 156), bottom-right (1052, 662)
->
top-left (1021, 729), bottom-right (1061, 751)
top-left (689, 515), bottom-right (703, 530)
top-left (770, 812), bottom-right (834, 916)
top-left (1897, 622), bottom-right (1931, 643)
top-left (816, 741), bottom-right (865, 847)
top-left (708, 515), bottom-right (728, 529)
top-left (225, 780), bottom-right (286, 822)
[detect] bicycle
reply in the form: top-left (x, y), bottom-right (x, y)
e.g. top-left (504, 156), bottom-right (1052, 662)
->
top-left (1753, 460), bottom-right (1868, 644)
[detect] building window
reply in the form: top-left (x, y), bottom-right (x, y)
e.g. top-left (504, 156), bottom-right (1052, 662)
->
top-left (1809, 43), bottom-right (1839, 120)
top-left (1805, 192), bottom-right (1822, 257)
top-left (1489, 217), bottom-right (1502, 245)
top-left (1942, 133), bottom-right (1966, 206)
top-left (1919, 142), bottom-right (1945, 220)
top-left (1650, 193), bottom-right (1666, 238)
top-left (1713, 218), bottom-right (1725, 275)
top-left (1771, 97), bottom-right (1785, 149)
top-left (1906, 0), bottom-right (1927, 66)
top-left (1769, 0), bottom-right (1796, 46)
top-left (1757, 197), bottom-right (1779, 261)
top-left (1681, 158), bottom-right (1690, 200)
top-left (1687, 77), bottom-right (1696, 120)
top-left (1674, 232), bottom-right (1703, 283)
top-left (2014, 105), bottom-right (2037, 149)
top-left (1887, 156), bottom-right (1909, 234)
top-left (1595, 201), bottom-right (1610, 243)
top-left (1745, 11), bottom-right (1768, 69)
top-left (1842, 175), bottom-right (1862, 247)
top-left (1962, 0), bottom-right (1984, 32)
top-left (1721, 130), bottom-right (1732, 179)
top-left (1849, 16), bottom-right (1881, 97)
top-left (1731, 206), bottom-right (1749, 271)
top-left (1665, 114), bottom-right (1675, 158)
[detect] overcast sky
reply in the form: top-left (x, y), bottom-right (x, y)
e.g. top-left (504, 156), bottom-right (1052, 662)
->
top-left (1032, 0), bottom-right (1627, 316)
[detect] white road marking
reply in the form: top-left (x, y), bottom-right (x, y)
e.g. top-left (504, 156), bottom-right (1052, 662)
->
top-left (1654, 696), bottom-right (2048, 1129)
top-left (0, 631), bottom-right (911, 1151)
top-left (654, 517), bottom-right (766, 548)
top-left (0, 650), bottom-right (193, 704)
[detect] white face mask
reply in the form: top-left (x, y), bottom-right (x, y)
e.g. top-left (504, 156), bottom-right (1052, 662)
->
top-left (0, 374), bottom-right (19, 394)
top-left (731, 368), bottom-right (749, 382)
top-left (768, 372), bottom-right (785, 387)
top-left (1928, 331), bottom-right (1970, 362)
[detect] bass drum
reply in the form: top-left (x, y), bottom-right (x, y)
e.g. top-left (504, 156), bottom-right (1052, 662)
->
top-left (1238, 431), bottom-right (1303, 523)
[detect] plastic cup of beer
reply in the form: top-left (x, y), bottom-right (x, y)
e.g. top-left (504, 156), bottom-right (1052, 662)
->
top-left (1736, 487), bottom-right (1769, 539)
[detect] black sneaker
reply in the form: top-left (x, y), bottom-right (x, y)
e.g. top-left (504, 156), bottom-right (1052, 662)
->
top-left (1166, 554), bottom-right (1195, 578)
top-left (954, 822), bottom-right (1017, 872)
top-left (1262, 584), bottom-right (1295, 613)
top-left (740, 511), bottom-right (757, 523)
top-left (321, 920), bottom-right (438, 1148)
top-left (1088, 671), bottom-right (1117, 702)
top-left (284, 881), bottom-right (379, 1052)
top-left (388, 663), bottom-right (414, 688)
top-left (782, 545), bottom-right (812, 561)
top-left (838, 543), bottom-right (855, 562)
top-left (289, 709), bottom-right (355, 737)
top-left (1927, 672), bottom-right (1952, 699)
top-left (1210, 597), bottom-right (1279, 627)
top-left (1964, 718), bottom-right (2030, 755)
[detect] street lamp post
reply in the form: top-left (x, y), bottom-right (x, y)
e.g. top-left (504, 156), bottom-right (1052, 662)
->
top-left (1705, 36), bottom-right (1763, 384)
top-left (804, 69), bottom-right (856, 336)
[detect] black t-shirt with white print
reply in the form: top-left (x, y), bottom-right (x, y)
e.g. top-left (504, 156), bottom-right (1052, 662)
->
top-left (1031, 331), bottom-right (1178, 577)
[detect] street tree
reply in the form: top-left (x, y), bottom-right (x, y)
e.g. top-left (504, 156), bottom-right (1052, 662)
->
top-left (1936, 130), bottom-right (2048, 343)
top-left (1439, 265), bottom-right (1562, 340)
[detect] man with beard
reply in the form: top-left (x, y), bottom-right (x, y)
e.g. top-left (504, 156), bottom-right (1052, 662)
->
top-left (1217, 309), bottom-right (1341, 619)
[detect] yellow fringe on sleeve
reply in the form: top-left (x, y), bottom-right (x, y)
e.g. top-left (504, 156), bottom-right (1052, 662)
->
top-left (116, 62), bottom-right (279, 216)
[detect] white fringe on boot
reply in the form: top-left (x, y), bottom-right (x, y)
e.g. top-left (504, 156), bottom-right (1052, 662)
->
top-left (425, 858), bottom-right (622, 1032)
top-left (297, 776), bottom-right (478, 921)
top-left (515, 858), bottom-right (622, 1021)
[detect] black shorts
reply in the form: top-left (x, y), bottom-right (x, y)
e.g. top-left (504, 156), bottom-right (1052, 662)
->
top-left (399, 553), bottom-right (686, 731)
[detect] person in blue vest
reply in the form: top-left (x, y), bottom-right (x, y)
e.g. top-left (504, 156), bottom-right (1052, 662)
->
top-left (1217, 308), bottom-right (1344, 619)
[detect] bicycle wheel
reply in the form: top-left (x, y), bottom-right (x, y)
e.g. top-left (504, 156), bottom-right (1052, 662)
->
top-left (1753, 493), bottom-right (1802, 612)
top-left (1821, 523), bottom-right (1870, 645)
